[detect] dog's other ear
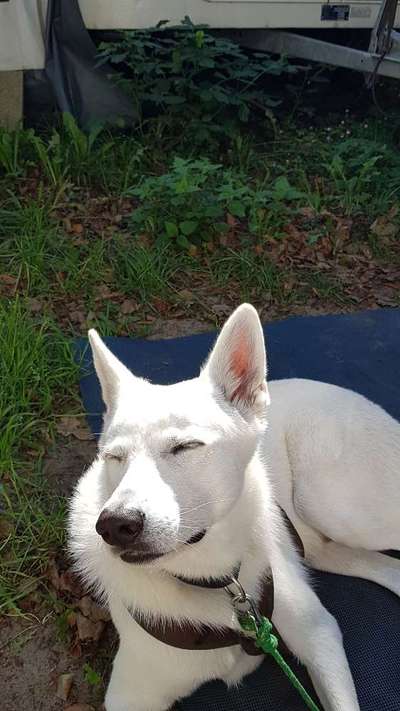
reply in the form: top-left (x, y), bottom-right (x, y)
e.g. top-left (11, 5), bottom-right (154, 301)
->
top-left (202, 303), bottom-right (269, 418)
top-left (88, 329), bottom-right (136, 414)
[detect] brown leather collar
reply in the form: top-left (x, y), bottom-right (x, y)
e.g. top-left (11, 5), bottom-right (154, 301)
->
top-left (174, 564), bottom-right (241, 590)
top-left (128, 571), bottom-right (274, 655)
top-left (127, 510), bottom-right (302, 655)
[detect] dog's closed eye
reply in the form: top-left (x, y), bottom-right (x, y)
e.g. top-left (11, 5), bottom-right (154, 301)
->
top-left (171, 441), bottom-right (205, 456)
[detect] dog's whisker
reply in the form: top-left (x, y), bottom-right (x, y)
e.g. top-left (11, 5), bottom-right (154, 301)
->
top-left (180, 498), bottom-right (234, 515)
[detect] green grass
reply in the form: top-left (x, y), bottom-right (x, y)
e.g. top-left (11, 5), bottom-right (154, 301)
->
top-left (0, 299), bottom-right (80, 613)
top-left (112, 240), bottom-right (185, 300)
top-left (208, 248), bottom-right (283, 302)
top-left (0, 198), bottom-right (58, 293)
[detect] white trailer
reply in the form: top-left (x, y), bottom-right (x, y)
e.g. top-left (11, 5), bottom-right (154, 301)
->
top-left (0, 0), bottom-right (399, 71)
top-left (0, 0), bottom-right (399, 126)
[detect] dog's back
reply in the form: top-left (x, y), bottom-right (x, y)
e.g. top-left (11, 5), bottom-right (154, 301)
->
top-left (264, 378), bottom-right (400, 551)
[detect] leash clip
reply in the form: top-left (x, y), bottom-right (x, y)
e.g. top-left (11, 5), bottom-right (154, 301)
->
top-left (225, 576), bottom-right (262, 627)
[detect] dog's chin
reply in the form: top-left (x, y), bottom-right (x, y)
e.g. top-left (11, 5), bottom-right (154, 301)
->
top-left (119, 530), bottom-right (207, 565)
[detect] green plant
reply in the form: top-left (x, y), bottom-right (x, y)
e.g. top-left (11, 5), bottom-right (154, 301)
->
top-left (29, 113), bottom-right (113, 192)
top-left (325, 136), bottom-right (400, 215)
top-left (129, 157), bottom-right (226, 247)
top-left (129, 157), bottom-right (306, 245)
top-left (324, 151), bottom-right (381, 215)
top-left (98, 19), bottom-right (291, 144)
top-left (0, 127), bottom-right (34, 177)
top-left (83, 663), bottom-right (103, 687)
top-left (55, 605), bottom-right (74, 642)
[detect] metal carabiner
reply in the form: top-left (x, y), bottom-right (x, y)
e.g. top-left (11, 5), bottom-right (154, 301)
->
top-left (226, 576), bottom-right (263, 626)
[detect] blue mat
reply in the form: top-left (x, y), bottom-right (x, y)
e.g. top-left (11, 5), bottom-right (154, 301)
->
top-left (77, 308), bottom-right (400, 711)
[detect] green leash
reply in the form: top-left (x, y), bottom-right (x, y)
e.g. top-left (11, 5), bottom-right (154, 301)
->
top-left (227, 577), bottom-right (321, 711)
top-left (239, 612), bottom-right (321, 711)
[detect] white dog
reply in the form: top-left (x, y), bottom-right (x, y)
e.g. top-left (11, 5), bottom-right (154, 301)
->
top-left (69, 303), bottom-right (400, 711)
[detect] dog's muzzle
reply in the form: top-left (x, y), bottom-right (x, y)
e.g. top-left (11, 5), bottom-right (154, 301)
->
top-left (95, 507), bottom-right (207, 564)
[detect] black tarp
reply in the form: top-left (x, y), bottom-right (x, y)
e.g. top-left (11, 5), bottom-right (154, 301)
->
top-left (26, 0), bottom-right (137, 128)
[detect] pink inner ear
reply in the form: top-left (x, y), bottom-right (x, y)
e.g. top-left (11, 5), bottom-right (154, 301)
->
top-left (230, 340), bottom-right (253, 402)
top-left (231, 342), bottom-right (249, 378)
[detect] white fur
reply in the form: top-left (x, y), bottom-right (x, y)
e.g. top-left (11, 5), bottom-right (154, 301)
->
top-left (265, 378), bottom-right (400, 594)
top-left (67, 302), bottom-right (400, 711)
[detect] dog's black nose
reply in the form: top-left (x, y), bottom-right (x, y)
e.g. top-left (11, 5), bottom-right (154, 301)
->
top-left (96, 509), bottom-right (145, 547)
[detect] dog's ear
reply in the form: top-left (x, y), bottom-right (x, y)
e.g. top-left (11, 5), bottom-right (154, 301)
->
top-left (202, 303), bottom-right (269, 418)
top-left (88, 329), bottom-right (137, 415)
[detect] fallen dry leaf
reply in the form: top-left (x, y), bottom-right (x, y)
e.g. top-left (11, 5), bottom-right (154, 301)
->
top-left (284, 222), bottom-right (306, 242)
top-left (64, 705), bottom-right (94, 711)
top-left (178, 289), bottom-right (195, 303)
top-left (47, 559), bottom-right (61, 590)
top-left (76, 612), bottom-right (105, 642)
top-left (77, 596), bottom-right (111, 622)
top-left (370, 215), bottom-right (398, 239)
top-left (69, 310), bottom-right (86, 325)
top-left (17, 576), bottom-right (39, 597)
top-left (0, 274), bottom-right (17, 286)
top-left (27, 297), bottom-right (43, 313)
top-left (18, 591), bottom-right (41, 612)
top-left (137, 233), bottom-right (151, 247)
top-left (120, 299), bottom-right (138, 315)
top-left (0, 517), bottom-right (14, 539)
top-left (152, 297), bottom-right (169, 314)
top-left (56, 416), bottom-right (94, 441)
top-left (59, 569), bottom-right (84, 597)
top-left (211, 302), bottom-right (231, 317)
top-left (298, 206), bottom-right (316, 219)
top-left (95, 284), bottom-right (122, 300)
top-left (69, 640), bottom-right (82, 659)
top-left (334, 216), bottom-right (352, 242)
top-left (67, 611), bottom-right (77, 628)
top-left (56, 673), bottom-right (73, 701)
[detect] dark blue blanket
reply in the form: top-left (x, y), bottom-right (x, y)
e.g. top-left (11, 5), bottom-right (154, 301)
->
top-left (78, 308), bottom-right (400, 711)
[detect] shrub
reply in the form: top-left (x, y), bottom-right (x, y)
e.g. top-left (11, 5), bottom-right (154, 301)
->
top-left (98, 19), bottom-right (294, 144)
top-left (129, 157), bottom-right (305, 246)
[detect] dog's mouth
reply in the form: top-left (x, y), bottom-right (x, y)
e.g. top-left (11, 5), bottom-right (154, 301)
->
top-left (120, 550), bottom-right (162, 564)
top-left (119, 529), bottom-right (207, 565)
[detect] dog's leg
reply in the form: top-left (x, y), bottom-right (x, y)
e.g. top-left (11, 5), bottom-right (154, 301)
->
top-left (273, 568), bottom-right (360, 711)
top-left (285, 513), bottom-right (400, 598)
top-left (307, 538), bottom-right (400, 598)
top-left (105, 643), bottom-right (180, 711)
top-left (290, 495), bottom-right (400, 597)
